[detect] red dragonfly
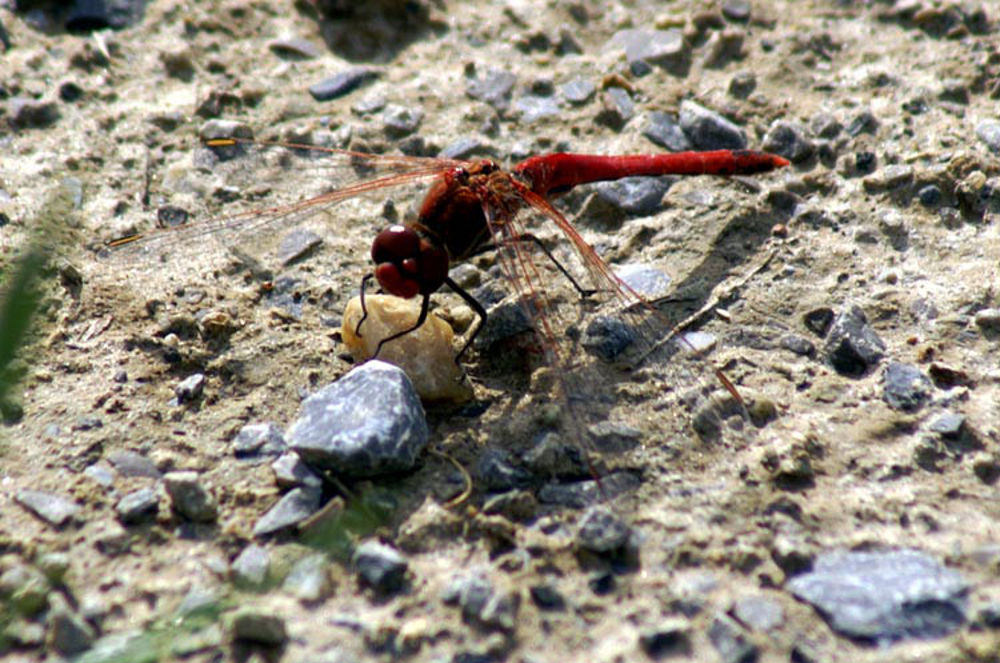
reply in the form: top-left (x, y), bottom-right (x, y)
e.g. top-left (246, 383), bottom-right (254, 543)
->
top-left (107, 131), bottom-right (788, 454)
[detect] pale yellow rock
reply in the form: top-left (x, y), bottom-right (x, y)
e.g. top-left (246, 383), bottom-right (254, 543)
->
top-left (341, 295), bottom-right (473, 402)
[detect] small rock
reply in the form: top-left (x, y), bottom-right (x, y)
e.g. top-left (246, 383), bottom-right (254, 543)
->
top-left (643, 111), bottom-right (691, 151)
top-left (341, 296), bottom-right (473, 402)
top-left (529, 584), bottom-right (566, 611)
top-left (231, 544), bottom-right (271, 588)
top-left (576, 506), bottom-right (632, 554)
top-left (465, 68), bottom-right (517, 113)
top-left (882, 362), bottom-right (932, 412)
top-left (822, 305), bottom-right (886, 377)
top-left (679, 100), bottom-right (747, 150)
top-left (353, 540), bottom-right (408, 595)
top-left (382, 104), bottom-right (424, 137)
top-left (708, 613), bottom-right (757, 663)
top-left (9, 97), bottom-right (60, 129)
top-left (787, 548), bottom-right (968, 642)
top-left (252, 487), bottom-right (322, 537)
top-left (308, 67), bottom-right (378, 101)
top-left (442, 571), bottom-right (519, 632)
top-left (722, 0), bottom-right (751, 21)
top-left (163, 471), bottom-right (217, 522)
top-left (918, 184), bottom-right (943, 207)
top-left (439, 137), bottom-right (485, 160)
top-left (762, 120), bottom-right (815, 163)
top-left (107, 450), bottom-right (161, 478)
top-left (845, 109), bottom-right (878, 137)
top-left (639, 620), bottom-right (692, 659)
top-left (287, 361), bottom-right (431, 477)
top-left (271, 452), bottom-right (323, 489)
top-left (780, 334), bottom-right (815, 356)
top-left (522, 433), bottom-right (589, 479)
top-left (606, 29), bottom-right (688, 73)
top-left (268, 37), bottom-right (322, 59)
top-left (115, 487), bottom-right (159, 525)
top-left (595, 86), bottom-right (635, 129)
top-left (802, 307), bottom-right (835, 336)
top-left (198, 118), bottom-right (253, 142)
top-left (560, 77), bottom-right (595, 105)
top-left (616, 264), bottom-right (673, 299)
top-left (929, 413), bottom-right (966, 439)
top-left (476, 448), bottom-right (532, 491)
top-left (47, 594), bottom-right (95, 656)
top-left (728, 71), bottom-right (756, 98)
top-left (588, 421), bottom-right (641, 453)
top-left (15, 489), bottom-right (80, 527)
top-left (174, 373), bottom-right (205, 404)
top-left (810, 112), bottom-right (842, 138)
top-left (283, 553), bottom-right (331, 602)
top-left (976, 120), bottom-right (1000, 153)
top-left (514, 95), bottom-right (561, 123)
top-left (277, 228), bottom-right (322, 266)
top-left (582, 315), bottom-right (637, 361)
top-left (233, 422), bottom-right (287, 460)
top-left (594, 177), bottom-right (672, 215)
top-left (732, 595), bottom-right (785, 632)
top-left (229, 607), bottom-right (288, 646)
top-left (2, 564), bottom-right (50, 616)
top-left (974, 308), bottom-right (1000, 333)
top-left (537, 471), bottom-right (640, 508)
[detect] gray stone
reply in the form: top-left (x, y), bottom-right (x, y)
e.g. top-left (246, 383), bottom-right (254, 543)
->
top-left (576, 506), bottom-right (632, 554)
top-left (465, 68), bottom-right (517, 113)
top-left (278, 228), bottom-right (323, 266)
top-left (47, 594), bottom-right (95, 656)
top-left (115, 486), bottom-right (159, 525)
top-left (9, 97), bottom-right (60, 128)
top-left (163, 471), bottom-right (217, 522)
top-left (198, 119), bottom-right (253, 142)
top-left (234, 422), bottom-right (287, 460)
top-left (513, 95), bottom-right (561, 122)
top-left (643, 111), bottom-right (691, 151)
top-left (537, 471), bottom-right (640, 508)
top-left (523, 433), bottom-right (588, 479)
top-left (560, 77), bottom-right (596, 105)
top-left (708, 613), bottom-right (757, 663)
top-left (442, 570), bottom-right (519, 632)
top-left (762, 120), bottom-right (816, 163)
top-left (822, 305), bottom-right (886, 377)
top-left (679, 100), bottom-right (747, 150)
top-left (15, 489), bottom-right (80, 527)
top-left (583, 316), bottom-right (637, 361)
top-left (787, 548), bottom-right (968, 643)
top-left (607, 29), bottom-right (688, 70)
top-left (882, 362), bottom-right (932, 412)
top-left (271, 451), bottom-right (323, 489)
top-left (594, 176), bottom-right (672, 215)
top-left (268, 37), bottom-right (322, 59)
top-left (308, 67), bottom-right (378, 101)
top-left (283, 553), bottom-right (331, 602)
top-left (732, 595), bottom-right (785, 632)
top-left (476, 448), bottom-right (532, 491)
top-left (229, 608), bottom-right (288, 646)
top-left (615, 264), bottom-right (673, 299)
top-left (382, 104), bottom-right (424, 137)
top-left (288, 361), bottom-right (429, 477)
top-left (976, 120), bottom-right (1000, 153)
top-left (353, 540), bottom-right (408, 595)
top-left (107, 450), bottom-right (161, 478)
top-left (252, 487), bottom-right (322, 537)
top-left (174, 373), bottom-right (205, 403)
top-left (974, 307), bottom-right (1000, 332)
top-left (231, 544), bottom-right (271, 588)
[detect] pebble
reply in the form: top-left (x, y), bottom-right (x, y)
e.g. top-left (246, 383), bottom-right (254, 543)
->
top-left (277, 228), bottom-right (323, 266)
top-left (728, 71), bottom-right (756, 98)
top-left (47, 594), bottom-right (95, 656)
top-left (822, 305), bottom-right (886, 377)
top-left (594, 176), bottom-right (672, 215)
top-left (198, 118), bottom-right (253, 142)
top-left (642, 111), bottom-right (691, 151)
top-left (308, 67), bottom-right (378, 101)
top-left (606, 29), bottom-right (688, 72)
top-left (722, 0), bottom-right (751, 21)
top-left (288, 361), bottom-right (430, 476)
top-left (788, 548), bottom-right (968, 643)
top-left (576, 506), bottom-right (632, 554)
top-left (560, 77), bottom-right (595, 105)
top-left (439, 137), bottom-right (485, 160)
top-left (732, 595), bottom-right (784, 632)
top-left (163, 471), bottom-right (218, 523)
top-left (2, 563), bottom-right (49, 616)
top-left (231, 544), bottom-right (271, 589)
top-left (918, 184), bottom-right (943, 207)
top-left (353, 540), bottom-right (408, 595)
top-left (802, 306), bottom-right (834, 336)
top-left (283, 553), bottom-right (331, 602)
top-left (615, 264), bottom-right (673, 299)
top-left (442, 571), bottom-right (519, 632)
top-left (582, 315), bottom-right (637, 361)
top-left (975, 120), bottom-right (1000, 153)
top-left (679, 100), bottom-right (747, 150)
top-left (882, 362), bottom-right (932, 412)
top-left (639, 620), bottom-right (692, 658)
top-left (382, 104), bottom-right (424, 137)
top-left (845, 109), bottom-right (879, 136)
top-left (476, 448), bottom-right (533, 491)
top-left (15, 489), bottom-right (80, 527)
top-left (529, 583), bottom-right (566, 611)
top-left (780, 334), bottom-right (815, 357)
top-left (268, 37), bottom-right (322, 59)
top-left (708, 614), bottom-right (758, 663)
top-left (537, 471), bottom-right (640, 508)
top-left (762, 120), bottom-right (815, 163)
top-left (473, 298), bottom-right (534, 351)
top-left (271, 451), bottom-right (322, 489)
top-left (115, 487), bottom-right (159, 525)
top-left (229, 607), bottom-right (288, 646)
top-left (107, 450), bottom-right (161, 478)
top-left (252, 487), bottom-right (322, 537)
top-left (233, 422), bottom-right (287, 460)
top-left (8, 97), bottom-right (60, 129)
top-left (522, 433), bottom-right (588, 479)
top-left (929, 412), bottom-right (966, 439)
top-left (588, 421), bottom-right (641, 453)
top-left (340, 296), bottom-right (472, 402)
top-left (174, 373), bottom-right (205, 404)
top-left (513, 95), bottom-right (561, 123)
top-left (810, 112), bottom-right (842, 139)
top-left (465, 68), bottom-right (517, 113)
top-left (974, 307), bottom-right (1000, 333)
top-left (595, 86), bottom-right (635, 129)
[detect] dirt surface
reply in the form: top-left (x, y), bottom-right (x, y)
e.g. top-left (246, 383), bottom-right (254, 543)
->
top-left (2, 1), bottom-right (1000, 661)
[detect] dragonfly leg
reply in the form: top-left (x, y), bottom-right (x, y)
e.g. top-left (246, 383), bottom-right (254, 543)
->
top-left (372, 293), bottom-right (431, 359)
top-left (355, 273), bottom-right (375, 338)
top-left (445, 276), bottom-right (487, 363)
top-left (506, 233), bottom-right (597, 298)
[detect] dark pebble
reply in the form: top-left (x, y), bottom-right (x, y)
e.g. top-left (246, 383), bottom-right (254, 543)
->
top-left (277, 228), bottom-right (323, 266)
top-left (382, 104), bottom-right (424, 137)
top-left (882, 362), bottom-right (932, 412)
top-left (442, 571), bottom-right (520, 632)
top-left (728, 71), bottom-right (756, 98)
top-left (643, 111), bottom-right (691, 151)
top-left (476, 448), bottom-right (532, 491)
top-left (845, 109), bottom-right (878, 136)
top-left (474, 298), bottom-right (534, 351)
top-left (582, 315), bottom-right (637, 361)
top-left (288, 361), bottom-right (429, 477)
top-left (59, 81), bottom-right (84, 102)
top-left (780, 334), bottom-right (815, 357)
top-left (918, 184), bottom-right (943, 207)
top-left (762, 121), bottom-right (815, 163)
top-left (9, 97), bottom-right (60, 129)
top-left (639, 622), bottom-right (692, 658)
top-left (538, 471), bottom-right (639, 508)
top-left (529, 583), bottom-right (566, 611)
top-left (174, 373), bottom-right (205, 403)
top-left (810, 112), bottom-right (842, 139)
top-left (787, 548), bottom-right (968, 643)
top-left (588, 421), bottom-right (641, 453)
top-left (230, 608), bottom-right (288, 646)
top-left (308, 67), bottom-right (378, 101)
top-left (802, 306), bottom-right (835, 336)
top-left (679, 100), bottom-right (746, 150)
top-left (163, 471), bottom-right (217, 522)
top-left (576, 505), bottom-right (632, 554)
top-left (708, 614), bottom-right (757, 663)
top-left (252, 486), bottom-right (322, 537)
top-left (595, 86), bottom-right (635, 130)
top-left (47, 596), bottom-right (95, 655)
top-left (822, 305), bottom-right (886, 377)
top-left (233, 422), bottom-right (287, 460)
top-left (522, 433), bottom-right (589, 479)
top-left (594, 176), bottom-right (672, 216)
top-left (465, 68), bottom-right (517, 113)
top-left (353, 540), bottom-right (408, 595)
top-left (271, 451), bottom-right (322, 489)
top-left (115, 487), bottom-right (159, 525)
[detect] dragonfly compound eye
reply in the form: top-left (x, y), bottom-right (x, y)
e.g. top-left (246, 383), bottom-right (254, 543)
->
top-left (371, 224), bottom-right (420, 265)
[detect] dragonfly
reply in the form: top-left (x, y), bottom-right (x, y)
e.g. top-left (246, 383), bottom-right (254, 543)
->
top-left (106, 129), bottom-right (788, 480)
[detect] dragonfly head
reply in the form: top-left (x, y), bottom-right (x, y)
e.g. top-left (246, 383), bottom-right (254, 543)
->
top-left (371, 224), bottom-right (449, 299)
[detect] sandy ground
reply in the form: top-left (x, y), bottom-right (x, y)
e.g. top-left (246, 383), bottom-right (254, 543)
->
top-left (2, 1), bottom-right (1000, 661)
